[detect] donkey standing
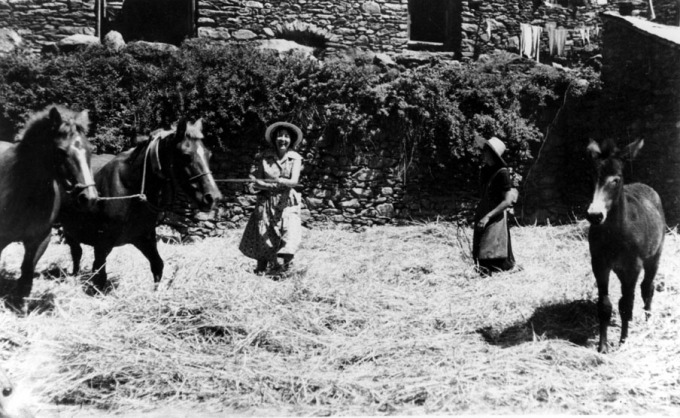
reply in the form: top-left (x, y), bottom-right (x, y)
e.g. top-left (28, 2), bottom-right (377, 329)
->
top-left (586, 138), bottom-right (665, 353)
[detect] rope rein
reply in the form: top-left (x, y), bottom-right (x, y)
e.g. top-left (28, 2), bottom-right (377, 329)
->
top-left (95, 138), bottom-right (157, 204)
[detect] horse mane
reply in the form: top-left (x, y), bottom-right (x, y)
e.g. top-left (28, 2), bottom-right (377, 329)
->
top-left (128, 125), bottom-right (178, 160)
top-left (18, 105), bottom-right (89, 149)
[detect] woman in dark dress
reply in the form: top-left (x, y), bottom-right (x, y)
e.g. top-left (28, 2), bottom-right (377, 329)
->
top-left (472, 136), bottom-right (517, 275)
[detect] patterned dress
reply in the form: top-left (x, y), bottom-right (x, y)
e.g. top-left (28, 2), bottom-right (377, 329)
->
top-left (239, 149), bottom-right (302, 262)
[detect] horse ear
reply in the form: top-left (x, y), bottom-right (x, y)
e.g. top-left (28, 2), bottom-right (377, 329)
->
top-left (174, 119), bottom-right (188, 142)
top-left (74, 110), bottom-right (90, 131)
top-left (619, 138), bottom-right (644, 161)
top-left (192, 118), bottom-right (203, 132)
top-left (586, 139), bottom-right (602, 160)
top-left (49, 107), bottom-right (62, 130)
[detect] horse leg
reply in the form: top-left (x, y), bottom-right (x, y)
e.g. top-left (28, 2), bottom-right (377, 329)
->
top-left (641, 251), bottom-right (661, 321)
top-left (617, 261), bottom-right (642, 346)
top-left (91, 245), bottom-right (113, 292)
top-left (132, 234), bottom-right (164, 288)
top-left (64, 235), bottom-right (82, 276)
top-left (592, 258), bottom-right (612, 353)
top-left (16, 233), bottom-right (51, 301)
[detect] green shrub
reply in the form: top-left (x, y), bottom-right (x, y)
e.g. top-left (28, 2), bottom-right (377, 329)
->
top-left (0, 44), bottom-right (592, 191)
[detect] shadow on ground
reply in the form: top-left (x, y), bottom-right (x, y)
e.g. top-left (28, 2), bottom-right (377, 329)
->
top-left (477, 299), bottom-right (599, 347)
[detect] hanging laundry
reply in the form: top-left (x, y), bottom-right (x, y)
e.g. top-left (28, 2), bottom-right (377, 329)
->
top-left (532, 25), bottom-right (543, 61)
top-left (520, 23), bottom-right (543, 61)
top-left (520, 23), bottom-right (533, 59)
top-left (545, 22), bottom-right (557, 56)
top-left (554, 28), bottom-right (568, 57)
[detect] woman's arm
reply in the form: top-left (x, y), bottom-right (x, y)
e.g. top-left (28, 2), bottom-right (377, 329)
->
top-left (249, 156), bottom-right (277, 190)
top-left (477, 190), bottom-right (515, 229)
top-left (275, 158), bottom-right (301, 188)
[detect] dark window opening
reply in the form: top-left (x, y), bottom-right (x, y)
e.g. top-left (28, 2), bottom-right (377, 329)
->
top-left (111, 0), bottom-right (197, 45)
top-left (409, 0), bottom-right (447, 44)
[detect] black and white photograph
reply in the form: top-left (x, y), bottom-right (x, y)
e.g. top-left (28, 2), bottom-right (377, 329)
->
top-left (1, 0), bottom-right (679, 416)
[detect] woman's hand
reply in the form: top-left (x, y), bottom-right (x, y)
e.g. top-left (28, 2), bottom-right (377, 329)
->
top-left (476, 216), bottom-right (490, 230)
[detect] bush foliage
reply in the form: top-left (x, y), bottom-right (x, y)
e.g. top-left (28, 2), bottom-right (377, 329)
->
top-left (0, 41), bottom-right (596, 188)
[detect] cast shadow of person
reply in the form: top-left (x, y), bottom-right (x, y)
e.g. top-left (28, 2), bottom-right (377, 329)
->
top-left (477, 299), bottom-right (600, 348)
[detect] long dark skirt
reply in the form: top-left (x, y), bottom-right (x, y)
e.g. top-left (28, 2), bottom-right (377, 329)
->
top-left (472, 222), bottom-right (515, 274)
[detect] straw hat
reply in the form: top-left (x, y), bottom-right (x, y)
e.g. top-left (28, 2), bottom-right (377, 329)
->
top-left (264, 122), bottom-right (303, 149)
top-left (482, 136), bottom-right (507, 166)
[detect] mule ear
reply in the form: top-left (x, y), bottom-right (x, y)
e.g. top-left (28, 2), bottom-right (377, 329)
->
top-left (619, 138), bottom-right (644, 161)
top-left (586, 139), bottom-right (602, 159)
top-left (192, 118), bottom-right (203, 132)
top-left (49, 107), bottom-right (62, 130)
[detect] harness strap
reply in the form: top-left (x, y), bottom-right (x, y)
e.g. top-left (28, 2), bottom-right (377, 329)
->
top-left (188, 171), bottom-right (212, 182)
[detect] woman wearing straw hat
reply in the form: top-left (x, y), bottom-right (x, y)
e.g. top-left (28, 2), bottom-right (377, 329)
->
top-left (239, 122), bottom-right (304, 275)
top-left (472, 136), bottom-right (518, 275)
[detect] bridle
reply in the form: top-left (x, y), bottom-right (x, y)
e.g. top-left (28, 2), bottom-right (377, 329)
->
top-left (188, 170), bottom-right (212, 183)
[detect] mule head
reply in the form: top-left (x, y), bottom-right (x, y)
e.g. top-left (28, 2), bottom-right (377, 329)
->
top-left (170, 118), bottom-right (222, 211)
top-left (586, 138), bottom-right (644, 225)
top-left (49, 107), bottom-right (99, 211)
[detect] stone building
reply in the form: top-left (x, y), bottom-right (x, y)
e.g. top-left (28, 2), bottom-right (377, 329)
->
top-left (1, 0), bottom-right (671, 56)
top-left (522, 11), bottom-right (680, 226)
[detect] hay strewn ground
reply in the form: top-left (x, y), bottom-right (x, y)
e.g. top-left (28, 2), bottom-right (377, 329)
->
top-left (1, 223), bottom-right (679, 416)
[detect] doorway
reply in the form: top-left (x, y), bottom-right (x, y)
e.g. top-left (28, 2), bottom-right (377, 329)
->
top-left (114, 0), bottom-right (197, 45)
top-left (408, 0), bottom-right (447, 44)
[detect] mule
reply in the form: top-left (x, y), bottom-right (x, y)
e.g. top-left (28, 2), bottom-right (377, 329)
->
top-left (58, 118), bottom-right (222, 290)
top-left (586, 138), bottom-right (665, 353)
top-left (0, 106), bottom-right (98, 307)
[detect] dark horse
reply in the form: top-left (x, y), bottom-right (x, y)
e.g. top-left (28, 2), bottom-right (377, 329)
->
top-left (0, 106), bottom-right (99, 307)
top-left (58, 118), bottom-right (222, 290)
top-left (586, 138), bottom-right (665, 353)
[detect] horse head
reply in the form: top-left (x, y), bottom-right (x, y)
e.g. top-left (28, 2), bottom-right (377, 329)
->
top-left (586, 138), bottom-right (644, 225)
top-left (46, 106), bottom-right (99, 211)
top-left (166, 118), bottom-right (222, 211)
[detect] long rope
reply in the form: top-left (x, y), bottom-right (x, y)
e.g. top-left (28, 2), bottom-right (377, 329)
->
top-left (95, 139), bottom-right (156, 203)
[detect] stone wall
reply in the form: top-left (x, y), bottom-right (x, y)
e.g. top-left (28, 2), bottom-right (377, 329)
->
top-left (654, 0), bottom-right (680, 25)
top-left (2, 0), bottom-right (656, 57)
top-left (0, 0), bottom-right (96, 52)
top-left (459, 0), bottom-right (627, 60)
top-left (163, 131), bottom-right (426, 239)
top-left (599, 12), bottom-right (680, 226)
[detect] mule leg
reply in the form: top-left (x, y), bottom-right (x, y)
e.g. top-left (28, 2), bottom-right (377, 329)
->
top-left (132, 234), bottom-right (164, 287)
top-left (592, 257), bottom-right (612, 353)
top-left (16, 233), bottom-right (51, 300)
top-left (64, 235), bottom-right (83, 276)
top-left (641, 251), bottom-right (661, 321)
top-left (91, 245), bottom-right (113, 292)
top-left (617, 261), bottom-right (642, 346)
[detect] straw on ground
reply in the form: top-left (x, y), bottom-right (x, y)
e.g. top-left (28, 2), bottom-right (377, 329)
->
top-left (1, 222), bottom-right (679, 416)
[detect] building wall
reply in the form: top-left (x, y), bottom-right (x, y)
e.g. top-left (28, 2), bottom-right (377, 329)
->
top-left (600, 12), bottom-right (680, 225)
top-left (0, 0), bottom-right (96, 52)
top-left (2, 0), bottom-right (662, 57)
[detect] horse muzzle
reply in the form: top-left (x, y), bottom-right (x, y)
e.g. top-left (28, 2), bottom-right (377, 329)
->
top-left (72, 183), bottom-right (99, 211)
top-left (198, 190), bottom-right (222, 212)
top-left (586, 206), bottom-right (607, 225)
